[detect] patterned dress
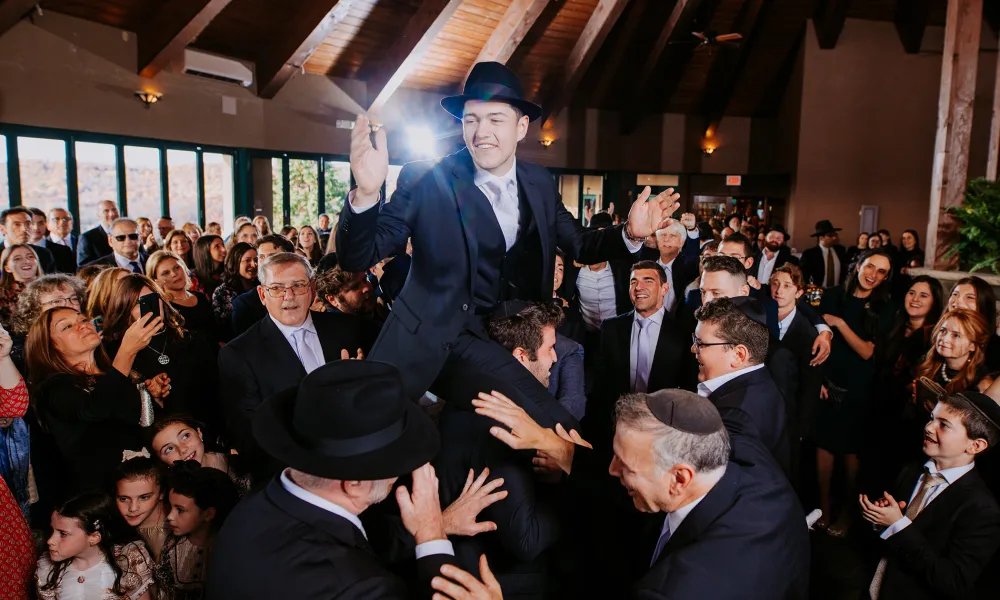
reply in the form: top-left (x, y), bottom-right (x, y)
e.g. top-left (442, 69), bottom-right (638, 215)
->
top-left (0, 282), bottom-right (24, 330)
top-left (0, 473), bottom-right (33, 600)
top-left (154, 536), bottom-right (211, 600)
top-left (0, 378), bottom-right (30, 518)
top-left (35, 541), bottom-right (153, 600)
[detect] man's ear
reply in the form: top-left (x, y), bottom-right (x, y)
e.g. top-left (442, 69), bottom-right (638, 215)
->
top-left (512, 347), bottom-right (530, 366)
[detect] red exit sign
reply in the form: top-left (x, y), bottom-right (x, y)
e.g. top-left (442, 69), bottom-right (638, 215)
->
top-left (726, 175), bottom-right (742, 186)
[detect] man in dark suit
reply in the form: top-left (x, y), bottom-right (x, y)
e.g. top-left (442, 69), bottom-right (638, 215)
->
top-left (693, 296), bottom-right (790, 472)
top-left (337, 62), bottom-right (678, 430)
top-left (46, 207), bottom-right (77, 254)
top-left (81, 218), bottom-right (147, 273)
top-left (77, 199), bottom-right (118, 266)
top-left (770, 264), bottom-right (823, 490)
top-left (755, 225), bottom-right (797, 287)
top-left (0, 207), bottom-right (57, 274)
top-left (860, 391), bottom-right (1000, 600)
top-left (229, 235), bottom-right (295, 337)
top-left (218, 253), bottom-right (374, 481)
top-left (799, 219), bottom-right (848, 288)
top-left (27, 208), bottom-right (76, 273)
top-left (592, 261), bottom-right (693, 444)
top-left (208, 360), bottom-right (504, 600)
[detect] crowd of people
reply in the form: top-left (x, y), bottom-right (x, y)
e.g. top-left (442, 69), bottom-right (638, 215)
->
top-left (2, 60), bottom-right (1000, 600)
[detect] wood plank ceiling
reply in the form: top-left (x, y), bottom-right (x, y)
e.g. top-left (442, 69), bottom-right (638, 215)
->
top-left (32, 0), bottom-right (973, 125)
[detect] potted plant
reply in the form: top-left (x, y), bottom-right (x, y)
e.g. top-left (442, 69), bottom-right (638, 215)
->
top-left (946, 177), bottom-right (1000, 274)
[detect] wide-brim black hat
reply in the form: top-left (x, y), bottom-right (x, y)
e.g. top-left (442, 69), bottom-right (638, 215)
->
top-left (441, 61), bottom-right (542, 122)
top-left (254, 360), bottom-right (440, 481)
top-left (810, 220), bottom-right (842, 237)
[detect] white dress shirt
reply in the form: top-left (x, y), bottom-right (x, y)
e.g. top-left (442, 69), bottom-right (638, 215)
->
top-left (657, 256), bottom-right (678, 314)
top-left (577, 263), bottom-right (618, 331)
top-left (270, 313), bottom-right (326, 373)
top-left (880, 460), bottom-right (975, 539)
top-left (777, 308), bottom-right (797, 341)
top-left (757, 249), bottom-right (779, 286)
top-left (50, 233), bottom-right (71, 247)
top-left (630, 306), bottom-right (665, 392)
top-left (114, 252), bottom-right (143, 273)
top-left (280, 469), bottom-right (455, 559)
top-left (819, 244), bottom-right (841, 288)
top-left (697, 364), bottom-right (766, 397)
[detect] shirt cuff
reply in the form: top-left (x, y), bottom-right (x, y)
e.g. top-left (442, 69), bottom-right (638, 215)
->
top-left (880, 517), bottom-right (912, 539)
top-left (348, 188), bottom-right (380, 214)
top-left (622, 229), bottom-right (644, 253)
top-left (815, 324), bottom-right (832, 335)
top-left (414, 539), bottom-right (455, 559)
top-left (687, 229), bottom-right (699, 239)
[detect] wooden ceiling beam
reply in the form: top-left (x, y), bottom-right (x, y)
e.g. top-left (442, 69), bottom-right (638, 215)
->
top-left (541, 0), bottom-right (633, 127)
top-left (136, 0), bottom-right (233, 79)
top-left (700, 0), bottom-right (766, 131)
top-left (256, 0), bottom-right (352, 100)
top-left (466, 0), bottom-right (551, 83)
top-left (364, 0), bottom-right (463, 115)
top-left (813, 0), bottom-right (852, 50)
top-left (0, 0), bottom-right (37, 38)
top-left (893, 0), bottom-right (931, 54)
top-left (590, 0), bottom-right (650, 107)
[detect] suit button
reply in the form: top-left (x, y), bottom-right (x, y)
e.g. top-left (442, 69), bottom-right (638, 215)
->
top-left (462, 303), bottom-right (469, 311)
top-left (442, 343), bottom-right (452, 351)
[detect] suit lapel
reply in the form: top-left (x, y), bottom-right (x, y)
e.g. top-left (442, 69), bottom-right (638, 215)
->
top-left (259, 316), bottom-right (307, 378)
top-left (649, 314), bottom-right (679, 389)
top-left (616, 312), bottom-right (635, 393)
top-left (517, 160), bottom-right (550, 285)
top-left (451, 151), bottom-right (485, 294)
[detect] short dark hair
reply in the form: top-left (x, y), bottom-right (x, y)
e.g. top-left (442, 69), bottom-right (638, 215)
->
top-left (700, 255), bottom-right (747, 280)
top-left (877, 228), bottom-right (890, 236)
top-left (532, 301), bottom-right (564, 329)
top-left (167, 460), bottom-right (239, 533)
top-left (27, 207), bottom-right (46, 219)
top-left (0, 207), bottom-right (31, 226)
top-left (486, 303), bottom-right (550, 360)
top-left (700, 240), bottom-right (720, 255)
top-left (694, 298), bottom-right (769, 364)
top-left (938, 394), bottom-right (1000, 448)
top-left (315, 266), bottom-right (362, 302)
top-left (256, 234), bottom-right (295, 253)
top-left (772, 264), bottom-right (805, 290)
top-left (631, 260), bottom-right (667, 286)
top-left (720, 232), bottom-right (753, 258)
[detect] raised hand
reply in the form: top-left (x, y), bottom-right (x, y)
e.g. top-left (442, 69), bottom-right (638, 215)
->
top-left (626, 186), bottom-right (681, 239)
top-left (144, 373), bottom-right (171, 401)
top-left (396, 463), bottom-right (447, 545)
top-left (119, 313), bottom-right (163, 357)
top-left (351, 114), bottom-right (389, 207)
top-left (0, 324), bottom-right (12, 359)
top-left (340, 348), bottom-right (365, 360)
top-left (680, 212), bottom-right (697, 230)
top-left (472, 391), bottom-right (553, 452)
top-left (442, 468), bottom-right (508, 536)
top-left (433, 556), bottom-right (504, 600)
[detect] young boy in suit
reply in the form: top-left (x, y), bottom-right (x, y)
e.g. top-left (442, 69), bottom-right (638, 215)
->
top-left (860, 390), bottom-right (1000, 600)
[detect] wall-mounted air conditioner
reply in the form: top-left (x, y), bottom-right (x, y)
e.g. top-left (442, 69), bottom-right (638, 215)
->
top-left (182, 49), bottom-right (253, 87)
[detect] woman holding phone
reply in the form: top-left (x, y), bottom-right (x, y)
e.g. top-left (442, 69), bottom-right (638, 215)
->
top-left (99, 274), bottom-right (221, 436)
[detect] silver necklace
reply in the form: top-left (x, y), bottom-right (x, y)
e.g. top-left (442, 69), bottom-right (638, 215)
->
top-left (147, 339), bottom-right (171, 365)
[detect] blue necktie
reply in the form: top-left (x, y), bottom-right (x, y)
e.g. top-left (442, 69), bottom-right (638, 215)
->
top-left (649, 516), bottom-right (671, 566)
top-left (129, 261), bottom-right (141, 274)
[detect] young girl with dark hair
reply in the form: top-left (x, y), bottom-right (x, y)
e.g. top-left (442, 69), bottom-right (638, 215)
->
top-left (114, 458), bottom-right (168, 561)
top-left (148, 415), bottom-right (248, 493)
top-left (35, 490), bottom-right (154, 600)
top-left (155, 461), bottom-right (239, 599)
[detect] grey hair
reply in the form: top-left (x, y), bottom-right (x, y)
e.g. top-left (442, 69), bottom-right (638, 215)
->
top-left (613, 393), bottom-right (730, 474)
top-left (110, 217), bottom-right (137, 231)
top-left (656, 220), bottom-right (687, 240)
top-left (10, 274), bottom-right (86, 335)
top-left (258, 252), bottom-right (314, 285)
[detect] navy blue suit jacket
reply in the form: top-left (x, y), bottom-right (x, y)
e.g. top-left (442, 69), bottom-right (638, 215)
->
top-left (709, 366), bottom-right (790, 473)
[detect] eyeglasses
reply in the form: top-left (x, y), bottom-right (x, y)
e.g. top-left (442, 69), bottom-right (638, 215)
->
top-left (262, 282), bottom-right (311, 298)
top-left (113, 233), bottom-right (140, 242)
top-left (50, 217), bottom-right (72, 224)
top-left (691, 334), bottom-right (732, 352)
top-left (41, 296), bottom-right (81, 308)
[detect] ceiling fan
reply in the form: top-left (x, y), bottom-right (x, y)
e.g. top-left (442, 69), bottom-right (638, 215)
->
top-left (671, 31), bottom-right (743, 49)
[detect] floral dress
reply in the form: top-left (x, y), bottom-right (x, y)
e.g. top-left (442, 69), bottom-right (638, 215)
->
top-left (0, 473), bottom-right (33, 600)
top-left (0, 378), bottom-right (30, 518)
top-left (36, 541), bottom-right (153, 600)
top-left (154, 536), bottom-right (211, 600)
top-left (0, 282), bottom-right (24, 330)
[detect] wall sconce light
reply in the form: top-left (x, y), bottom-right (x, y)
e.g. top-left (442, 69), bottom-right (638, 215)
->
top-left (540, 138), bottom-right (554, 149)
top-left (134, 91), bottom-right (162, 108)
top-left (702, 146), bottom-right (715, 156)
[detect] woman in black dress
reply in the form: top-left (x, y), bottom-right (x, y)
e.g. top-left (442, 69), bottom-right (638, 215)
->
top-left (100, 274), bottom-right (222, 438)
top-left (146, 251), bottom-right (216, 342)
top-left (814, 248), bottom-right (896, 536)
top-left (211, 242), bottom-right (258, 341)
top-left (26, 306), bottom-right (163, 496)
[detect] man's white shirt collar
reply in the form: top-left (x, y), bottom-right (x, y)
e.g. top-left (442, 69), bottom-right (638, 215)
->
top-left (114, 252), bottom-right (140, 270)
top-left (697, 364), bottom-right (765, 397)
top-left (280, 469), bottom-right (367, 538)
top-left (777, 308), bottom-right (797, 341)
top-left (924, 459), bottom-right (975, 485)
top-left (270, 311), bottom-right (317, 337)
top-left (473, 157), bottom-right (517, 190)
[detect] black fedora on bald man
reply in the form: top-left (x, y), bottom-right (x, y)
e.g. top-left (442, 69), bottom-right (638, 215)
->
top-left (337, 58), bottom-right (674, 434)
top-left (207, 361), bottom-right (452, 600)
top-left (799, 219), bottom-right (847, 287)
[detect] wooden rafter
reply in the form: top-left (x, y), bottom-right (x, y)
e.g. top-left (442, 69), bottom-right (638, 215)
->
top-left (364, 0), bottom-right (463, 114)
top-left (467, 0), bottom-right (550, 83)
top-left (590, 0), bottom-right (650, 107)
top-left (813, 0), bottom-right (851, 50)
top-left (893, 0), bottom-right (931, 54)
top-left (0, 0), bottom-right (36, 38)
top-left (541, 0), bottom-right (633, 127)
top-left (256, 0), bottom-right (351, 100)
top-left (699, 0), bottom-right (765, 129)
top-left (137, 0), bottom-right (233, 79)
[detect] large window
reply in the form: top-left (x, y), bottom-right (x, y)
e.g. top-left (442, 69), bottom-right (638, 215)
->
top-left (124, 146), bottom-right (162, 220)
top-left (167, 150), bottom-right (198, 228)
top-left (0, 136), bottom-right (8, 210)
top-left (289, 159), bottom-right (319, 228)
top-left (324, 160), bottom-right (350, 220)
top-left (386, 165), bottom-right (402, 201)
top-left (271, 158), bottom-right (284, 229)
top-left (76, 142), bottom-right (118, 231)
top-left (205, 153), bottom-right (234, 236)
top-left (18, 137), bottom-right (67, 214)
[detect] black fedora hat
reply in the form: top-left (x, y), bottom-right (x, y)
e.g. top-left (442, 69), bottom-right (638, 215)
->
top-left (253, 360), bottom-right (440, 481)
top-left (810, 220), bottom-right (842, 237)
top-left (441, 61), bottom-right (542, 122)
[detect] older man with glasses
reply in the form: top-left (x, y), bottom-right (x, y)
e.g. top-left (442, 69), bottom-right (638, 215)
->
top-left (81, 218), bottom-right (146, 273)
top-left (218, 252), bottom-right (376, 482)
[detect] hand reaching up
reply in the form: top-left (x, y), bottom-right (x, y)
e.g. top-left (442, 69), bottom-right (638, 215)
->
top-left (626, 186), bottom-right (681, 239)
top-left (351, 114), bottom-right (388, 207)
top-left (442, 468), bottom-right (508, 536)
top-left (397, 463), bottom-right (447, 545)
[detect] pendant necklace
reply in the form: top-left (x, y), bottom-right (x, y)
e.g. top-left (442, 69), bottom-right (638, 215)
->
top-left (148, 338), bottom-right (171, 365)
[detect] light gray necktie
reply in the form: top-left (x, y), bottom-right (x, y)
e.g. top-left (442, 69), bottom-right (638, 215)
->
top-left (634, 317), bottom-right (650, 393)
top-left (662, 263), bottom-right (675, 313)
top-left (292, 329), bottom-right (322, 374)
top-left (650, 516), bottom-right (671, 566)
top-left (484, 179), bottom-right (518, 251)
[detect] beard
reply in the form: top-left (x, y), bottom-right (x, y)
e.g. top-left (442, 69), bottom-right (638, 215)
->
top-left (527, 360), bottom-right (551, 388)
top-left (766, 241), bottom-right (782, 252)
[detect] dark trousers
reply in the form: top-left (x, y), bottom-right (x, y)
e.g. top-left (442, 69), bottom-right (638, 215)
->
top-left (431, 328), bottom-right (579, 431)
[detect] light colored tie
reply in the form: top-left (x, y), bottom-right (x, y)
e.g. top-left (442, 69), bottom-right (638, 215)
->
top-left (662, 263), bottom-right (675, 313)
top-left (869, 469), bottom-right (948, 598)
top-left (634, 317), bottom-right (650, 393)
top-left (292, 329), bottom-right (322, 374)
top-left (649, 516), bottom-right (671, 566)
top-left (484, 179), bottom-right (519, 251)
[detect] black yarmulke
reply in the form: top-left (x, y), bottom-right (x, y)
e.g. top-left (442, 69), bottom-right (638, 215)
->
top-left (644, 389), bottom-right (724, 435)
